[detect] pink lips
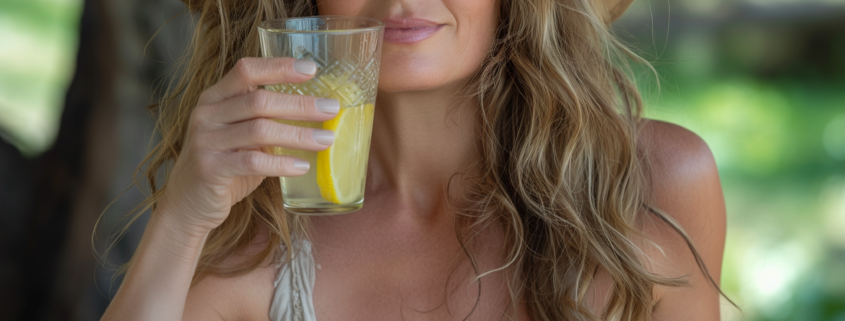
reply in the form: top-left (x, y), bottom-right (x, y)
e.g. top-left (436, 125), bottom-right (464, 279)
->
top-left (382, 18), bottom-right (444, 44)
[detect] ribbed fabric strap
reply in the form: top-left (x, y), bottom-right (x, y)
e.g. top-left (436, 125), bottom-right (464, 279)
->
top-left (270, 239), bottom-right (317, 321)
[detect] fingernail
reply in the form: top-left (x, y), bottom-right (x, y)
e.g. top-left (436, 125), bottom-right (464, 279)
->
top-left (293, 59), bottom-right (317, 75)
top-left (315, 98), bottom-right (340, 114)
top-left (293, 159), bottom-right (310, 171)
top-left (312, 129), bottom-right (335, 145)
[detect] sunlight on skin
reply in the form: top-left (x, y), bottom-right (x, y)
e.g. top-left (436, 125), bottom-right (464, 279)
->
top-left (644, 74), bottom-right (845, 320)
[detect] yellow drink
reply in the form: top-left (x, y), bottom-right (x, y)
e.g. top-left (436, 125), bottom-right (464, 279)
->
top-left (258, 16), bottom-right (383, 214)
top-left (266, 75), bottom-right (375, 214)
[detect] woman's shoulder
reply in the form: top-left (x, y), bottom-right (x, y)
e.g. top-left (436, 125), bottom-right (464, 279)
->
top-left (639, 119), bottom-right (715, 172)
top-left (183, 227), bottom-right (279, 321)
top-left (637, 119), bottom-right (724, 241)
top-left (637, 119), bottom-right (726, 318)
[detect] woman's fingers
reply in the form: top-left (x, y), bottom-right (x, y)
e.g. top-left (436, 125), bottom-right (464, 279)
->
top-left (198, 57), bottom-right (317, 105)
top-left (187, 57), bottom-right (330, 179)
top-left (205, 118), bottom-right (335, 152)
top-left (217, 151), bottom-right (310, 178)
top-left (198, 89), bottom-right (339, 125)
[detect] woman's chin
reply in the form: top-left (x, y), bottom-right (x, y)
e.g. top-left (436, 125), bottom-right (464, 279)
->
top-left (376, 53), bottom-right (458, 93)
top-left (376, 72), bottom-right (447, 94)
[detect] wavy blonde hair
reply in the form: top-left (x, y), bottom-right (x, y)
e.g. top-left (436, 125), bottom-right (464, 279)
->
top-left (102, 0), bottom-right (727, 320)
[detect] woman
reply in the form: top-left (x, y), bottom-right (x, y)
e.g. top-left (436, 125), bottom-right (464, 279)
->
top-left (101, 0), bottom-right (728, 320)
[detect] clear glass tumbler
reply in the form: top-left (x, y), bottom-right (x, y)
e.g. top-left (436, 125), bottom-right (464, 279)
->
top-left (258, 16), bottom-right (384, 215)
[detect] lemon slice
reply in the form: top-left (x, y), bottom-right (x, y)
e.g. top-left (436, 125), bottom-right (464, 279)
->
top-left (316, 103), bottom-right (375, 204)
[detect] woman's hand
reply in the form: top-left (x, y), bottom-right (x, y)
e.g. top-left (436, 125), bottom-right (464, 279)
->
top-left (102, 57), bottom-right (339, 321)
top-left (158, 57), bottom-right (339, 236)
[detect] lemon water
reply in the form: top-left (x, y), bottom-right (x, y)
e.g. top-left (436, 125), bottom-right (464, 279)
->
top-left (257, 16), bottom-right (383, 215)
top-left (266, 82), bottom-right (375, 215)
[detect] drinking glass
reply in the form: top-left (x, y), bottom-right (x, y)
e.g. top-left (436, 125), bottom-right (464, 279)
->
top-left (258, 16), bottom-right (384, 215)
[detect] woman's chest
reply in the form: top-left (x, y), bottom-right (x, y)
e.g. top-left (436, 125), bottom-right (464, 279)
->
top-left (305, 210), bottom-right (529, 320)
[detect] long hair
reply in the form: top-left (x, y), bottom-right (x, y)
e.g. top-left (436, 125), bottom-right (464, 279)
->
top-left (102, 0), bottom-right (726, 320)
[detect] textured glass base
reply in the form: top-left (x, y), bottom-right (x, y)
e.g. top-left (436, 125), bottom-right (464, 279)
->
top-left (283, 203), bottom-right (363, 215)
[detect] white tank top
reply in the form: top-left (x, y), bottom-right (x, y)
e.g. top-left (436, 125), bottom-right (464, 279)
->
top-left (270, 239), bottom-right (317, 321)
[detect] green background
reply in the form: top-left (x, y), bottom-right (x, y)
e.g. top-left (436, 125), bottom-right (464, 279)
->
top-left (617, 0), bottom-right (845, 319)
top-left (0, 0), bottom-right (82, 156)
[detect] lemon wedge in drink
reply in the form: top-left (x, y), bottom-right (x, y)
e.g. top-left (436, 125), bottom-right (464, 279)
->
top-left (267, 70), bottom-right (375, 204)
top-left (316, 103), bottom-right (375, 204)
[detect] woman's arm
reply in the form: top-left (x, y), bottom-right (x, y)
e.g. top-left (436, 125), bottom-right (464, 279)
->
top-left (101, 57), bottom-right (339, 321)
top-left (641, 120), bottom-right (727, 319)
top-left (100, 206), bottom-right (209, 320)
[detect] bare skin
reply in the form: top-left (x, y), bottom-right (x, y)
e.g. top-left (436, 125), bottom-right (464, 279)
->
top-left (172, 120), bottom-right (725, 321)
top-left (100, 0), bottom-right (726, 320)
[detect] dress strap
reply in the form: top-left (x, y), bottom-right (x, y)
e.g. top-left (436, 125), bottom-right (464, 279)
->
top-left (270, 238), bottom-right (317, 321)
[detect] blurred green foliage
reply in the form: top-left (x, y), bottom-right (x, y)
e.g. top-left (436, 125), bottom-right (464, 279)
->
top-left (620, 0), bottom-right (845, 319)
top-left (0, 0), bottom-right (82, 156)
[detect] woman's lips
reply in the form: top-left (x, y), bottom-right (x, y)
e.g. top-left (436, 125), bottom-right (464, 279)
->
top-left (382, 18), bottom-right (444, 44)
